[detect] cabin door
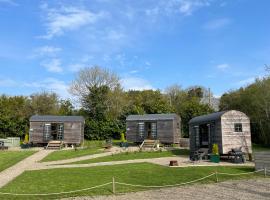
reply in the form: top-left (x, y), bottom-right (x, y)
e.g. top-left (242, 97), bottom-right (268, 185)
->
top-left (43, 123), bottom-right (64, 142)
top-left (43, 124), bottom-right (51, 142)
top-left (145, 122), bottom-right (157, 140)
top-left (199, 124), bottom-right (209, 148)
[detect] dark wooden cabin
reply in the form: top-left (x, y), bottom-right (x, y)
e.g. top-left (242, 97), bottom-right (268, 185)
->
top-left (189, 110), bottom-right (252, 155)
top-left (126, 114), bottom-right (181, 144)
top-left (29, 115), bottom-right (85, 145)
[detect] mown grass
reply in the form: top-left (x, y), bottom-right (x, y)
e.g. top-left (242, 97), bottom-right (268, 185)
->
top-left (41, 140), bottom-right (106, 162)
top-left (71, 149), bottom-right (188, 164)
top-left (0, 151), bottom-right (36, 172)
top-left (0, 163), bottom-right (263, 200)
top-left (41, 148), bottom-right (104, 162)
top-left (252, 143), bottom-right (270, 152)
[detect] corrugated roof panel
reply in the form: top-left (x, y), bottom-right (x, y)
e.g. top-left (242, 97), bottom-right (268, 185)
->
top-left (126, 113), bottom-right (179, 121)
top-left (30, 115), bottom-right (85, 122)
top-left (189, 111), bottom-right (227, 124)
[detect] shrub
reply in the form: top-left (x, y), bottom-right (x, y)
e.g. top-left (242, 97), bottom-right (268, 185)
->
top-left (24, 134), bottom-right (29, 143)
top-left (120, 132), bottom-right (126, 143)
top-left (212, 143), bottom-right (219, 155)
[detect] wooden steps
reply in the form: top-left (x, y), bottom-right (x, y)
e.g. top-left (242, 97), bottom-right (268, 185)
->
top-left (46, 140), bottom-right (63, 150)
top-left (140, 140), bottom-right (159, 149)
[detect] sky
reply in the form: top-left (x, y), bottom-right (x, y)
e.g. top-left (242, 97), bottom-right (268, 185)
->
top-left (0, 0), bottom-right (269, 99)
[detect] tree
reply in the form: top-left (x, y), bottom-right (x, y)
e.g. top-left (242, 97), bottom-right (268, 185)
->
top-left (165, 84), bottom-right (213, 137)
top-left (58, 99), bottom-right (74, 116)
top-left (220, 77), bottom-right (270, 145)
top-left (69, 66), bottom-right (120, 102)
top-left (70, 66), bottom-right (125, 140)
top-left (83, 85), bottom-right (110, 120)
top-left (0, 95), bottom-right (30, 138)
top-left (29, 91), bottom-right (59, 115)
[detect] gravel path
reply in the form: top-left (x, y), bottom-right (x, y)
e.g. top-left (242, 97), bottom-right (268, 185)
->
top-left (66, 178), bottom-right (270, 200)
top-left (0, 150), bottom-right (53, 188)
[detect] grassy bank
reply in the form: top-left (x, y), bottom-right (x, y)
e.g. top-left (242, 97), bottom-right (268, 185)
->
top-left (253, 144), bottom-right (270, 152)
top-left (41, 140), bottom-right (105, 162)
top-left (0, 151), bottom-right (36, 172)
top-left (41, 148), bottom-right (104, 162)
top-left (72, 149), bottom-right (189, 164)
top-left (0, 163), bottom-right (262, 200)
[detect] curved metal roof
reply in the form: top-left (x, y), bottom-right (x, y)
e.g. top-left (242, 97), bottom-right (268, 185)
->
top-left (189, 111), bottom-right (227, 124)
top-left (30, 115), bottom-right (85, 122)
top-left (126, 113), bottom-right (179, 121)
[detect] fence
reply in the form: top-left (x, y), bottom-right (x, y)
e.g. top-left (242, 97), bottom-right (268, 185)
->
top-left (0, 168), bottom-right (269, 196)
top-left (179, 138), bottom-right (190, 148)
top-left (254, 151), bottom-right (270, 176)
top-left (0, 137), bottom-right (20, 147)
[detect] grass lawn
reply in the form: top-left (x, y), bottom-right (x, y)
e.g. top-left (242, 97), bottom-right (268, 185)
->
top-left (41, 148), bottom-right (104, 162)
top-left (252, 143), bottom-right (270, 152)
top-left (0, 151), bottom-right (36, 172)
top-left (68, 149), bottom-right (187, 164)
top-left (0, 163), bottom-right (263, 200)
top-left (41, 140), bottom-right (106, 162)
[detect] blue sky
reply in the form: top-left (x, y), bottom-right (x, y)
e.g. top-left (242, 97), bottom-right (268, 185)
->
top-left (0, 0), bottom-right (269, 99)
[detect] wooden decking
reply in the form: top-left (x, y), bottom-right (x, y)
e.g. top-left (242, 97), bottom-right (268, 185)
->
top-left (46, 140), bottom-right (63, 150)
top-left (140, 140), bottom-right (159, 149)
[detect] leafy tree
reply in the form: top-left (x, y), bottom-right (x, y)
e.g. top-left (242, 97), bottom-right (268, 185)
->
top-left (58, 99), bottom-right (74, 116)
top-left (220, 77), bottom-right (270, 145)
top-left (83, 85), bottom-right (110, 120)
top-left (29, 91), bottom-right (59, 115)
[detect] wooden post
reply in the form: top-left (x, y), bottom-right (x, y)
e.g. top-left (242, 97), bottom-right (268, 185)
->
top-left (264, 167), bottom-right (267, 178)
top-left (112, 177), bottom-right (115, 194)
top-left (215, 170), bottom-right (218, 183)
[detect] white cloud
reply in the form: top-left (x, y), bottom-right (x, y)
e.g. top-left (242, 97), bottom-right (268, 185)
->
top-left (217, 63), bottom-right (229, 70)
top-left (163, 0), bottom-right (211, 16)
top-left (40, 4), bottom-right (108, 39)
top-left (121, 77), bottom-right (154, 91)
top-left (0, 78), bottom-right (17, 87)
top-left (106, 29), bottom-right (126, 41)
top-left (40, 59), bottom-right (63, 73)
top-left (0, 0), bottom-right (18, 6)
top-left (129, 70), bottom-right (138, 74)
top-left (145, 61), bottom-right (151, 66)
top-left (24, 78), bottom-right (70, 99)
top-left (144, 0), bottom-right (211, 18)
top-left (237, 77), bottom-right (256, 86)
top-left (68, 63), bottom-right (86, 72)
top-left (203, 18), bottom-right (231, 30)
top-left (33, 46), bottom-right (62, 57)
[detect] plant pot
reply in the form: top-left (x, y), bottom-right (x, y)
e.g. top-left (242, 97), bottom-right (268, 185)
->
top-left (210, 154), bottom-right (220, 163)
top-left (20, 143), bottom-right (30, 149)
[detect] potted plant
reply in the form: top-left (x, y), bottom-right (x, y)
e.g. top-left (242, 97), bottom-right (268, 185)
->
top-left (21, 133), bottom-right (30, 149)
top-left (210, 143), bottom-right (220, 163)
top-left (119, 133), bottom-right (128, 147)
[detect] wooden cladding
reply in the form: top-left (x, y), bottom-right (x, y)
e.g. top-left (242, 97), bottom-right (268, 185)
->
top-left (126, 114), bottom-right (181, 144)
top-left (30, 121), bottom-right (84, 145)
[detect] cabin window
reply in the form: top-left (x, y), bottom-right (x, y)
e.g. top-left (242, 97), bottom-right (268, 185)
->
top-left (57, 124), bottom-right (64, 140)
top-left (43, 123), bottom-right (51, 141)
top-left (138, 122), bottom-right (144, 138)
top-left (234, 123), bottom-right (243, 132)
top-left (151, 122), bottom-right (157, 139)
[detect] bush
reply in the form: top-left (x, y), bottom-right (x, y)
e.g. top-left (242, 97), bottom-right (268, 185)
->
top-left (120, 133), bottom-right (126, 143)
top-left (212, 143), bottom-right (219, 155)
top-left (84, 118), bottom-right (125, 140)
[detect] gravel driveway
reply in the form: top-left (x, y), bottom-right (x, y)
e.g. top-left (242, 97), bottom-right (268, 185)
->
top-left (66, 178), bottom-right (270, 200)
